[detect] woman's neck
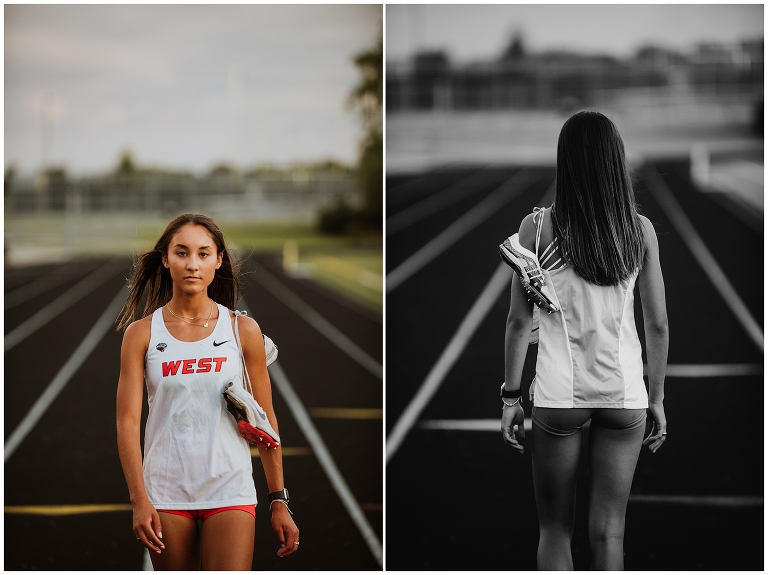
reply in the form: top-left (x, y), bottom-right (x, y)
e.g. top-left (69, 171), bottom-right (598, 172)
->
top-left (167, 292), bottom-right (213, 317)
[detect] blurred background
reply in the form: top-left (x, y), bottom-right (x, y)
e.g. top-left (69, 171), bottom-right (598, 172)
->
top-left (5, 5), bottom-right (383, 571)
top-left (386, 4), bottom-right (763, 570)
top-left (387, 4), bottom-right (762, 184)
top-left (5, 4), bottom-right (383, 311)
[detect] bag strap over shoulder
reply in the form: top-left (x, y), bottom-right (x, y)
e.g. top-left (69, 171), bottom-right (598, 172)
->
top-left (532, 206), bottom-right (546, 258)
top-left (233, 310), bottom-right (253, 395)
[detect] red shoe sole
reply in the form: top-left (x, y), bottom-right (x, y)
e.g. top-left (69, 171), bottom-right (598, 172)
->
top-left (237, 420), bottom-right (279, 449)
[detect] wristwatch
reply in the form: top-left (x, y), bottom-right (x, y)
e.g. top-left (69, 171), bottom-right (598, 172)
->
top-left (268, 488), bottom-right (289, 502)
top-left (500, 383), bottom-right (522, 399)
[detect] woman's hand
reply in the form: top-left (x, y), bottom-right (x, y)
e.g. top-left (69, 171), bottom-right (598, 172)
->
top-left (133, 498), bottom-right (165, 554)
top-left (642, 401), bottom-right (667, 453)
top-left (271, 502), bottom-right (300, 557)
top-left (501, 402), bottom-right (526, 454)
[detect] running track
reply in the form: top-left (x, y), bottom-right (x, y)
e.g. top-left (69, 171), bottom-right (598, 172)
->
top-left (4, 254), bottom-right (382, 570)
top-left (385, 159), bottom-right (763, 570)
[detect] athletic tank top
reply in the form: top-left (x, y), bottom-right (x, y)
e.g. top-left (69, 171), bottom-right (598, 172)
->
top-left (142, 303), bottom-right (257, 509)
top-left (532, 209), bottom-right (648, 409)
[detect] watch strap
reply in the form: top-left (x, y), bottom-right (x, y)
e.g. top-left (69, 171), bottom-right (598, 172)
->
top-left (500, 383), bottom-right (522, 399)
top-left (268, 488), bottom-right (289, 502)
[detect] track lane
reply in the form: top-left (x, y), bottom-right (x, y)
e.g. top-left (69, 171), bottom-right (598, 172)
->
top-left (386, 169), bottom-right (553, 432)
top-left (4, 254), bottom-right (382, 570)
top-left (385, 159), bottom-right (763, 570)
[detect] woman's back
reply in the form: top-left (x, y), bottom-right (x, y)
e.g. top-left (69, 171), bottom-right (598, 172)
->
top-left (529, 207), bottom-right (647, 409)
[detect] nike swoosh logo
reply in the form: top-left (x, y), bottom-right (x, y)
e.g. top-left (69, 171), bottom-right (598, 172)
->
top-left (213, 340), bottom-right (231, 347)
top-left (257, 410), bottom-right (267, 421)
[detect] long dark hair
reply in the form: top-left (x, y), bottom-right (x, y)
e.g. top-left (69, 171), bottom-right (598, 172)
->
top-left (116, 213), bottom-right (241, 331)
top-left (551, 110), bottom-right (645, 286)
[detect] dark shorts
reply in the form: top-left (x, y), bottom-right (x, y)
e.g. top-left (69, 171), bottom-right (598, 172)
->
top-left (532, 406), bottom-right (646, 437)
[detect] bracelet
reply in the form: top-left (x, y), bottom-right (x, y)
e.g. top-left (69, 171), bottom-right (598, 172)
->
top-left (501, 396), bottom-right (522, 407)
top-left (269, 499), bottom-right (293, 515)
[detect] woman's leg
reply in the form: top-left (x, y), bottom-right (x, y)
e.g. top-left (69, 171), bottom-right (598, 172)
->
top-left (200, 509), bottom-right (255, 570)
top-left (531, 408), bottom-right (589, 570)
top-left (587, 409), bottom-right (645, 570)
top-left (150, 512), bottom-right (200, 570)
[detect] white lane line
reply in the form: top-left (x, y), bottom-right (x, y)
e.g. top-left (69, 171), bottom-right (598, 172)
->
top-left (4, 287), bottom-right (127, 463)
top-left (387, 163), bottom-right (465, 208)
top-left (296, 267), bottom-right (383, 325)
top-left (238, 299), bottom-right (382, 566)
top-left (386, 167), bottom-right (502, 236)
top-left (268, 360), bottom-right (383, 567)
top-left (386, 262), bottom-right (513, 463)
top-left (143, 549), bottom-right (153, 570)
top-left (253, 266), bottom-right (382, 380)
top-left (420, 418), bottom-right (533, 432)
top-left (386, 181), bottom-right (554, 462)
top-left (644, 164), bottom-right (763, 353)
top-left (4, 263), bottom-right (79, 310)
top-left (649, 363), bottom-right (763, 377)
top-left (4, 258), bottom-right (125, 352)
top-left (386, 168), bottom-right (540, 293)
top-left (628, 495), bottom-right (763, 508)
top-left (417, 420), bottom-right (762, 510)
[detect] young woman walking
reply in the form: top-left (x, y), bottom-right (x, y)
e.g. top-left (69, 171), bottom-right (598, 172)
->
top-left (500, 111), bottom-right (668, 570)
top-left (116, 213), bottom-right (299, 570)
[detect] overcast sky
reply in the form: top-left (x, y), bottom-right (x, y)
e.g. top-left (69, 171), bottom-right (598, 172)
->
top-left (387, 4), bottom-right (763, 62)
top-left (5, 4), bottom-right (382, 176)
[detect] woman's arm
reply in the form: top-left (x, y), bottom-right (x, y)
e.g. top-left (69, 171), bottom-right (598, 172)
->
top-left (116, 319), bottom-right (165, 554)
top-left (637, 215), bottom-right (669, 453)
top-left (501, 214), bottom-right (535, 453)
top-left (238, 314), bottom-right (300, 557)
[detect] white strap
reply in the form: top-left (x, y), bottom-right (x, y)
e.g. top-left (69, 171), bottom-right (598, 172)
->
top-left (233, 310), bottom-right (253, 396)
top-left (532, 207), bottom-right (545, 258)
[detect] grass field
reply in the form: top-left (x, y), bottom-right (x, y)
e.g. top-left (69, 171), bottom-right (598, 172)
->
top-left (4, 214), bottom-right (382, 312)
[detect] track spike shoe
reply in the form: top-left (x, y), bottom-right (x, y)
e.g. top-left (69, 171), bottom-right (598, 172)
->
top-left (263, 334), bottom-right (278, 366)
top-left (499, 233), bottom-right (559, 313)
top-left (224, 378), bottom-right (281, 448)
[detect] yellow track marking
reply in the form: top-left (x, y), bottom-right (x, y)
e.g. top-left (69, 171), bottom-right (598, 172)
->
top-left (5, 504), bottom-right (132, 516)
top-left (6, 446), bottom-right (316, 512)
top-left (250, 446), bottom-right (313, 457)
top-left (309, 407), bottom-right (383, 419)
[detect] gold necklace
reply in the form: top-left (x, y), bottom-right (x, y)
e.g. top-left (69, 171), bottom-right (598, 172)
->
top-left (166, 300), bottom-right (214, 327)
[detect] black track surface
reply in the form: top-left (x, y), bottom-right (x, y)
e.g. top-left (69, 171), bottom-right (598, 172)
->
top-left (4, 254), bottom-right (382, 570)
top-left (385, 161), bottom-right (763, 570)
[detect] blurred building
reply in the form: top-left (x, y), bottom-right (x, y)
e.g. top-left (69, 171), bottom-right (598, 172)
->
top-left (387, 39), bottom-right (763, 115)
top-left (5, 165), bottom-right (362, 221)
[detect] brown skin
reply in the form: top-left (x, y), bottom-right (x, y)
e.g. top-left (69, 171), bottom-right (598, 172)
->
top-left (116, 224), bottom-right (299, 569)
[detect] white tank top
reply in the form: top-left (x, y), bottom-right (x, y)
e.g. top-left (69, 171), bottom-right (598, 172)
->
top-left (142, 303), bottom-right (257, 509)
top-left (532, 210), bottom-right (648, 409)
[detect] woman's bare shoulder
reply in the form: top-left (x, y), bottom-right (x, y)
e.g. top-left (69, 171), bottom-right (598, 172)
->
top-left (122, 314), bottom-right (152, 351)
top-left (638, 215), bottom-right (658, 250)
top-left (233, 312), bottom-right (263, 337)
top-left (638, 214), bottom-right (655, 233)
top-left (518, 212), bottom-right (537, 251)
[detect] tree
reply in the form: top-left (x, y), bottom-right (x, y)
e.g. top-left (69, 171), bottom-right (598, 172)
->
top-left (115, 150), bottom-right (137, 175)
top-left (502, 30), bottom-right (526, 61)
top-left (320, 31), bottom-right (382, 234)
top-left (5, 165), bottom-right (16, 197)
top-left (350, 33), bottom-right (383, 229)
